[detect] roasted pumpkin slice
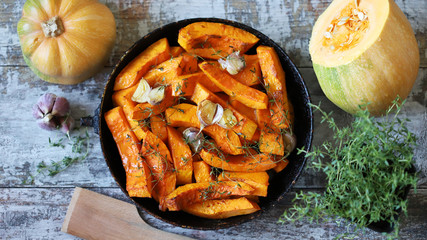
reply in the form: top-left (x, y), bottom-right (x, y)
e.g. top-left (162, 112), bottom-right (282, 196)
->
top-left (199, 62), bottom-right (268, 109)
top-left (165, 103), bottom-right (244, 155)
top-left (218, 171), bottom-right (269, 197)
top-left (178, 22), bottom-right (259, 60)
top-left (171, 72), bottom-right (222, 97)
top-left (104, 107), bottom-right (152, 198)
top-left (193, 161), bottom-right (215, 183)
top-left (114, 38), bottom-right (170, 90)
top-left (200, 149), bottom-right (277, 172)
top-left (183, 197), bottom-right (260, 219)
top-left (150, 115), bottom-right (168, 143)
top-left (191, 83), bottom-right (258, 140)
top-left (167, 126), bottom-right (193, 185)
top-left (165, 181), bottom-right (254, 211)
top-left (257, 46), bottom-right (292, 129)
top-left (259, 126), bottom-right (285, 156)
top-left (141, 130), bottom-right (176, 209)
top-left (170, 46), bottom-right (184, 58)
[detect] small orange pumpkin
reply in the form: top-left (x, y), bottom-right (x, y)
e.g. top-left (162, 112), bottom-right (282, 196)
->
top-left (17, 0), bottom-right (116, 84)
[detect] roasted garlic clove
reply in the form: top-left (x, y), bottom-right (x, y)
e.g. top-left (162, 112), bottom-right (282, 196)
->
top-left (183, 127), bottom-right (204, 153)
top-left (218, 51), bottom-right (246, 75)
top-left (283, 132), bottom-right (297, 154)
top-left (197, 99), bottom-right (223, 128)
top-left (148, 86), bottom-right (166, 105)
top-left (131, 78), bottom-right (151, 103)
top-left (217, 108), bottom-right (238, 129)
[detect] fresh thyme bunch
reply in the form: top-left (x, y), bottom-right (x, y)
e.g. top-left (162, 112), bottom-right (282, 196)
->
top-left (280, 99), bottom-right (418, 238)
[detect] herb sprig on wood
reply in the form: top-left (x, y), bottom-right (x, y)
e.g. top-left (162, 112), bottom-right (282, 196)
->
top-left (23, 128), bottom-right (90, 184)
top-left (280, 99), bottom-right (418, 238)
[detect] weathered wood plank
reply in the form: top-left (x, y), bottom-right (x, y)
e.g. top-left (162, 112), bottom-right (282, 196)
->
top-left (0, 0), bottom-right (426, 68)
top-left (0, 66), bottom-right (425, 188)
top-left (1, 188), bottom-right (426, 239)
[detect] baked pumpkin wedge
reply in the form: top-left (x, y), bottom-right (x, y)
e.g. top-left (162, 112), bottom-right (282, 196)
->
top-left (165, 181), bottom-right (254, 211)
top-left (141, 130), bottom-right (176, 210)
top-left (104, 107), bottom-right (152, 198)
top-left (167, 126), bottom-right (193, 185)
top-left (114, 38), bottom-right (170, 90)
top-left (178, 22), bottom-right (259, 60)
top-left (199, 62), bottom-right (268, 109)
top-left (199, 149), bottom-right (277, 172)
top-left (183, 197), bottom-right (260, 219)
top-left (218, 172), bottom-right (269, 197)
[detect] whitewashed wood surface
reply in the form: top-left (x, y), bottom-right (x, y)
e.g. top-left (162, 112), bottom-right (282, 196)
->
top-left (0, 0), bottom-right (426, 239)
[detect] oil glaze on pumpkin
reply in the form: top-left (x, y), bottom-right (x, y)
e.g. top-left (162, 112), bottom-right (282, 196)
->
top-left (17, 0), bottom-right (116, 85)
top-left (309, 0), bottom-right (419, 115)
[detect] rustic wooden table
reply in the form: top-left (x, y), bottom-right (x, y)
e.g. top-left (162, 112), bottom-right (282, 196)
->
top-left (1, 0), bottom-right (426, 239)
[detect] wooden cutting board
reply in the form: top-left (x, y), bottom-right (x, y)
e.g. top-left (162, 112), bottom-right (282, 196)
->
top-left (62, 187), bottom-right (193, 240)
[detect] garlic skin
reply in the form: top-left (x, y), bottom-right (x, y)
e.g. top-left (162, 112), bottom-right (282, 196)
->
top-left (196, 99), bottom-right (224, 127)
top-left (33, 93), bottom-right (74, 133)
top-left (148, 86), bottom-right (166, 105)
top-left (131, 78), bottom-right (151, 103)
top-left (183, 127), bottom-right (204, 153)
top-left (59, 116), bottom-right (75, 135)
top-left (217, 108), bottom-right (238, 129)
top-left (218, 51), bottom-right (246, 75)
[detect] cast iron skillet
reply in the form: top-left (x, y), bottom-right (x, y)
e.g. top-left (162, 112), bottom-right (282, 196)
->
top-left (98, 18), bottom-right (314, 230)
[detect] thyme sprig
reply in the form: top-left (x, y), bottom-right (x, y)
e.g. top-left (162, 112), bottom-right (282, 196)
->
top-left (279, 99), bottom-right (418, 238)
top-left (23, 128), bottom-right (90, 184)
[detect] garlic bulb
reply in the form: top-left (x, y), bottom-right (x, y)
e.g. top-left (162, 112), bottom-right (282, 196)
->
top-left (32, 93), bottom-right (74, 134)
top-left (131, 78), bottom-right (151, 103)
top-left (197, 100), bottom-right (223, 128)
top-left (183, 127), bottom-right (204, 153)
top-left (218, 51), bottom-right (246, 75)
top-left (217, 108), bottom-right (238, 129)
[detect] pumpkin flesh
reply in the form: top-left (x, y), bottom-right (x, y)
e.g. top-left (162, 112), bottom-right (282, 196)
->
top-left (309, 0), bottom-right (419, 115)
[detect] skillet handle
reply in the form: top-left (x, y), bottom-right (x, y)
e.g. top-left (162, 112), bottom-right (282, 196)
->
top-left (80, 104), bottom-right (100, 135)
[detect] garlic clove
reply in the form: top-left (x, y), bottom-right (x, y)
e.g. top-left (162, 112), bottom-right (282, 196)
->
top-left (37, 93), bottom-right (57, 114)
top-left (131, 78), bottom-right (151, 103)
top-left (197, 99), bottom-right (223, 127)
top-left (218, 51), bottom-right (246, 75)
top-left (32, 104), bottom-right (44, 119)
top-left (283, 132), bottom-right (297, 154)
top-left (183, 127), bottom-right (204, 153)
top-left (217, 108), bottom-right (238, 129)
top-left (37, 113), bottom-right (57, 131)
top-left (59, 115), bottom-right (75, 135)
top-left (148, 86), bottom-right (166, 105)
top-left (51, 96), bottom-right (70, 117)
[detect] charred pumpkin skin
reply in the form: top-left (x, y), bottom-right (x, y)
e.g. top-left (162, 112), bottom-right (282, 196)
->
top-left (310, 0), bottom-right (419, 115)
top-left (17, 0), bottom-right (116, 85)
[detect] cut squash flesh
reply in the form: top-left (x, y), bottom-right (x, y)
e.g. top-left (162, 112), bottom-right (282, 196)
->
top-left (165, 181), bottom-right (254, 211)
top-left (183, 197), bottom-right (260, 219)
top-left (310, 0), bottom-right (419, 115)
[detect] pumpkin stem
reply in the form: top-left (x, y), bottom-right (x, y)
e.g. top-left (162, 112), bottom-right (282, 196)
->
top-left (41, 16), bottom-right (64, 38)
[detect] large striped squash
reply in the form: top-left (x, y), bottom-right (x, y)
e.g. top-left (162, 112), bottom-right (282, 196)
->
top-left (309, 0), bottom-right (419, 115)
